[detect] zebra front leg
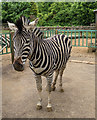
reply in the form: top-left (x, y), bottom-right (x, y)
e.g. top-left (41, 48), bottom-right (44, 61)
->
top-left (51, 70), bottom-right (59, 91)
top-left (37, 90), bottom-right (42, 110)
top-left (59, 67), bottom-right (66, 92)
top-left (46, 74), bottom-right (53, 112)
top-left (35, 75), bottom-right (42, 110)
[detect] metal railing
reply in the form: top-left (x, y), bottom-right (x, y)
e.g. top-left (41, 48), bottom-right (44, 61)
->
top-left (43, 30), bottom-right (97, 48)
top-left (0, 30), bottom-right (97, 55)
top-left (0, 33), bottom-right (11, 55)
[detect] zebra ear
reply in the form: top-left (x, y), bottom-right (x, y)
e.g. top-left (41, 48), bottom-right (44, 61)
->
top-left (29, 18), bottom-right (39, 26)
top-left (7, 21), bottom-right (18, 31)
top-left (24, 18), bottom-right (39, 31)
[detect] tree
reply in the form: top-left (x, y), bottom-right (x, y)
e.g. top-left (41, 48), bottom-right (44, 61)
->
top-left (2, 2), bottom-right (38, 23)
top-left (2, 2), bottom-right (97, 26)
top-left (37, 2), bottom-right (97, 26)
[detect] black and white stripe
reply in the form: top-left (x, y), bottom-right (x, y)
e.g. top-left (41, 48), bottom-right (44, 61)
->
top-left (0, 35), bottom-right (10, 47)
top-left (29, 29), bottom-right (72, 76)
top-left (32, 27), bottom-right (43, 40)
top-left (12, 16), bottom-right (72, 110)
top-left (13, 25), bottom-right (72, 76)
top-left (13, 29), bottom-right (31, 64)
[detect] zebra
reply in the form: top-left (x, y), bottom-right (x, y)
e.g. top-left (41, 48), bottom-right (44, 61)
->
top-left (8, 16), bottom-right (72, 112)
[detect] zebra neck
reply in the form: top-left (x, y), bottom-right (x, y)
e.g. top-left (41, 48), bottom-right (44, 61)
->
top-left (32, 27), bottom-right (43, 40)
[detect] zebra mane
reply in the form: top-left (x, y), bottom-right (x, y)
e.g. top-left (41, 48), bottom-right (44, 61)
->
top-left (15, 16), bottom-right (30, 32)
top-left (15, 16), bottom-right (43, 39)
top-left (15, 17), bottom-right (23, 32)
top-left (32, 27), bottom-right (43, 40)
top-left (21, 16), bottom-right (30, 26)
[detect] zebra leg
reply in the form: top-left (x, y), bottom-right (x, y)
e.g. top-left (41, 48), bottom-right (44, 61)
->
top-left (46, 74), bottom-right (53, 112)
top-left (35, 75), bottom-right (42, 110)
top-left (51, 70), bottom-right (59, 91)
top-left (59, 66), bottom-right (66, 92)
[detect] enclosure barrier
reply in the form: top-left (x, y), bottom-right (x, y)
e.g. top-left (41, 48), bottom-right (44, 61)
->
top-left (0, 33), bottom-right (11, 55)
top-left (42, 30), bottom-right (97, 48)
top-left (0, 30), bottom-right (97, 55)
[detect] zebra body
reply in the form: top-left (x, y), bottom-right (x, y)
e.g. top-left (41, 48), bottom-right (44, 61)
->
top-left (8, 16), bottom-right (72, 111)
top-left (29, 33), bottom-right (71, 76)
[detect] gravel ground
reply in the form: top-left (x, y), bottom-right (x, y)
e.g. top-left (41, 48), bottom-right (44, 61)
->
top-left (1, 47), bottom-right (95, 118)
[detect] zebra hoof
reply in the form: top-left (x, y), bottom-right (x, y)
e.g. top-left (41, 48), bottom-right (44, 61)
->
top-left (47, 107), bottom-right (52, 112)
top-left (37, 105), bottom-right (42, 110)
top-left (59, 88), bottom-right (64, 92)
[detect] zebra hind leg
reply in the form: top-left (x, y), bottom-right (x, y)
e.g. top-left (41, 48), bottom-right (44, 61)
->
top-left (51, 70), bottom-right (59, 91)
top-left (46, 73), bottom-right (53, 112)
top-left (59, 66), bottom-right (66, 92)
top-left (35, 75), bottom-right (42, 110)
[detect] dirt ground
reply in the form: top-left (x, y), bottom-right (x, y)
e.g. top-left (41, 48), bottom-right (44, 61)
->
top-left (1, 47), bottom-right (95, 118)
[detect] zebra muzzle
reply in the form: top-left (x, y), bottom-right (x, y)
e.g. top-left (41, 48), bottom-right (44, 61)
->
top-left (13, 57), bottom-right (24, 71)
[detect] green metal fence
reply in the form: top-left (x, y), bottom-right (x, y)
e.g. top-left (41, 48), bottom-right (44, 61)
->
top-left (0, 30), bottom-right (97, 55)
top-left (42, 30), bottom-right (97, 48)
top-left (0, 33), bottom-right (11, 55)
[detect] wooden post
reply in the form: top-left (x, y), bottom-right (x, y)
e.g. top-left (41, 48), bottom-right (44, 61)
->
top-left (93, 9), bottom-right (97, 45)
top-left (56, 30), bottom-right (58, 35)
top-left (88, 10), bottom-right (97, 52)
top-left (10, 32), bottom-right (14, 64)
top-left (80, 31), bottom-right (82, 37)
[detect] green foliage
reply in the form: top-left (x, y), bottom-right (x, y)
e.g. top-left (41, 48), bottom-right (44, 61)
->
top-left (37, 2), bottom-right (97, 26)
top-left (1, 2), bottom-right (97, 26)
top-left (2, 2), bottom-right (38, 23)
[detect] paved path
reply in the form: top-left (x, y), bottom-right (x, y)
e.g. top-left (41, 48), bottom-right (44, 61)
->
top-left (2, 54), bottom-right (95, 118)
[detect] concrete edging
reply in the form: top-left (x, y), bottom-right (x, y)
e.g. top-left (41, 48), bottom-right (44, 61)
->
top-left (69, 60), bottom-right (97, 65)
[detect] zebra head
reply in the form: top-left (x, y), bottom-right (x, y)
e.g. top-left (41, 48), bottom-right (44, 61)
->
top-left (8, 16), bottom-right (39, 71)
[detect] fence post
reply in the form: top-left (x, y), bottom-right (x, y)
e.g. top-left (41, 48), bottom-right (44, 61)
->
top-left (10, 32), bottom-right (14, 64)
top-left (88, 9), bottom-right (97, 52)
top-left (56, 30), bottom-right (58, 34)
top-left (93, 9), bottom-right (97, 45)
